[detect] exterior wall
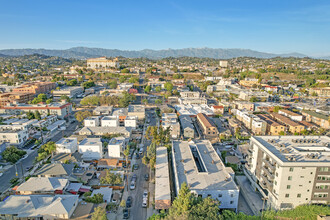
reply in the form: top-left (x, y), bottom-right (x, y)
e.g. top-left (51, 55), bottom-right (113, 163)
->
top-left (84, 118), bottom-right (100, 127)
top-left (0, 93), bottom-right (34, 107)
top-left (87, 57), bottom-right (119, 69)
top-left (78, 144), bottom-right (103, 160)
top-left (13, 82), bottom-right (56, 95)
top-left (108, 144), bottom-right (122, 158)
top-left (124, 119), bottom-right (137, 128)
top-left (0, 129), bottom-right (28, 146)
top-left (56, 139), bottom-right (78, 153)
top-left (101, 118), bottom-right (119, 127)
top-left (180, 91), bottom-right (200, 98)
top-left (193, 189), bottom-right (239, 210)
top-left (183, 127), bottom-right (194, 139)
top-left (52, 87), bottom-right (83, 98)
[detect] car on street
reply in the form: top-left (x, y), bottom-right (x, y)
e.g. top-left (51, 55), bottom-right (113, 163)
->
top-left (133, 164), bottom-right (139, 170)
top-left (131, 174), bottom-right (137, 182)
top-left (130, 181), bottom-right (136, 190)
top-left (142, 197), bottom-right (148, 208)
top-left (143, 189), bottom-right (148, 198)
top-left (144, 174), bottom-right (149, 181)
top-left (25, 166), bottom-right (32, 171)
top-left (123, 208), bottom-right (130, 219)
top-left (126, 196), bottom-right (132, 208)
top-left (135, 153), bottom-right (140, 159)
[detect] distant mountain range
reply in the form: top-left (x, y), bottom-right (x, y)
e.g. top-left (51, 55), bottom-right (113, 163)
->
top-left (0, 47), bottom-right (314, 59)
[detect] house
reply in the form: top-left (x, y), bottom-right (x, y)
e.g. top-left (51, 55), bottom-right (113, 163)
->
top-left (93, 106), bottom-right (113, 116)
top-left (78, 138), bottom-right (103, 161)
top-left (0, 195), bottom-right (79, 219)
top-left (15, 177), bottom-right (68, 195)
top-left (108, 136), bottom-right (127, 158)
top-left (127, 105), bottom-right (145, 120)
top-left (97, 158), bottom-right (120, 169)
top-left (278, 109), bottom-right (303, 121)
top-left (101, 116), bottom-right (119, 127)
top-left (34, 163), bottom-right (75, 179)
top-left (257, 114), bottom-right (286, 135)
top-left (179, 115), bottom-right (195, 139)
top-left (91, 187), bottom-right (113, 204)
top-left (52, 152), bottom-right (84, 165)
top-left (162, 113), bottom-right (180, 139)
top-left (84, 116), bottom-right (101, 127)
top-left (56, 137), bottom-right (78, 154)
top-left (124, 116), bottom-right (137, 128)
top-left (78, 126), bottom-right (131, 137)
top-left (271, 113), bottom-right (305, 134)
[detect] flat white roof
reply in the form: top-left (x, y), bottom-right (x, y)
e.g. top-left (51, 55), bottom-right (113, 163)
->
top-left (155, 147), bottom-right (171, 204)
top-left (252, 136), bottom-right (330, 163)
top-left (172, 140), bottom-right (238, 191)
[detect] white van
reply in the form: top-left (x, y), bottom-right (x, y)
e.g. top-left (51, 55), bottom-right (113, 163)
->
top-left (139, 148), bottom-right (144, 155)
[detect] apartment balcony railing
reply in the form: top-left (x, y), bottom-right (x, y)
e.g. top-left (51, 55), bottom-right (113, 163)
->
top-left (263, 158), bottom-right (275, 170)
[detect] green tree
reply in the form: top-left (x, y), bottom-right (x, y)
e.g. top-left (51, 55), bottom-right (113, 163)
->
top-left (1, 146), bottom-right (26, 164)
top-left (164, 82), bottom-right (173, 92)
top-left (60, 95), bottom-right (71, 103)
top-left (155, 86), bottom-right (161, 92)
top-left (100, 170), bottom-right (123, 185)
top-left (66, 79), bottom-right (78, 86)
top-left (144, 85), bottom-right (151, 93)
top-left (80, 96), bottom-right (100, 106)
top-left (82, 81), bottom-right (95, 89)
top-left (36, 142), bottom-right (56, 161)
top-left (249, 96), bottom-right (258, 102)
top-left (121, 68), bottom-right (130, 73)
top-left (34, 111), bottom-right (41, 120)
top-left (91, 206), bottom-right (107, 220)
top-left (129, 77), bottom-right (139, 83)
top-left (31, 93), bottom-right (47, 104)
top-left (27, 111), bottom-right (35, 119)
top-left (155, 99), bottom-right (162, 105)
top-left (75, 110), bottom-right (92, 122)
top-left (85, 193), bottom-right (104, 204)
top-left (108, 79), bottom-right (117, 89)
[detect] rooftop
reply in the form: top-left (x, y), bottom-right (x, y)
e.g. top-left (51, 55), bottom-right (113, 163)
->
top-left (302, 110), bottom-right (328, 120)
top-left (175, 104), bottom-right (214, 116)
top-left (252, 136), bottom-right (330, 163)
top-left (278, 109), bottom-right (301, 116)
top-left (128, 104), bottom-right (145, 112)
top-left (155, 147), bottom-right (171, 209)
top-left (172, 140), bottom-right (239, 191)
top-left (0, 195), bottom-right (78, 217)
top-left (197, 113), bottom-right (216, 128)
top-left (34, 163), bottom-right (75, 177)
top-left (79, 138), bottom-right (102, 146)
top-left (16, 177), bottom-right (68, 192)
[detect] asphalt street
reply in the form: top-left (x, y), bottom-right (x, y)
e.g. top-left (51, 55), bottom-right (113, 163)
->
top-left (0, 119), bottom-right (79, 193)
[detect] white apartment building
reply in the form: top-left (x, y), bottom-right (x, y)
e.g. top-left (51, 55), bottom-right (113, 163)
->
top-left (124, 116), bottom-right (137, 128)
top-left (180, 91), bottom-right (200, 99)
top-left (52, 87), bottom-right (83, 98)
top-left (172, 140), bottom-right (239, 210)
top-left (78, 138), bottom-right (103, 161)
top-left (101, 116), bottom-right (119, 127)
top-left (0, 128), bottom-right (28, 146)
top-left (108, 136), bottom-right (127, 158)
top-left (246, 136), bottom-right (330, 210)
top-left (56, 138), bottom-right (78, 154)
top-left (84, 116), bottom-right (101, 127)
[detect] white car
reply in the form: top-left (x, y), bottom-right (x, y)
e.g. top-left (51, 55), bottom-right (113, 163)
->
top-left (130, 181), bottom-right (136, 190)
top-left (143, 190), bottom-right (148, 198)
top-left (142, 197), bottom-right (148, 208)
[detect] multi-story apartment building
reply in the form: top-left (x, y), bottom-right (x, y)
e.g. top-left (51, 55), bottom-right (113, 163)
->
top-left (78, 138), bottom-right (103, 161)
top-left (309, 87), bottom-right (330, 97)
top-left (101, 116), bottom-right (119, 127)
top-left (52, 87), bottom-right (83, 98)
top-left (12, 82), bottom-right (56, 95)
top-left (0, 128), bottom-right (28, 146)
top-left (84, 116), bottom-right (101, 127)
top-left (245, 136), bottom-right (330, 210)
top-left (127, 105), bottom-right (145, 120)
top-left (124, 116), bottom-right (137, 128)
top-left (196, 113), bottom-right (218, 140)
top-left (278, 109), bottom-right (303, 122)
top-left (271, 113), bottom-right (305, 134)
top-left (180, 91), bottom-right (200, 98)
top-left (172, 140), bottom-right (239, 211)
top-left (108, 136), bottom-right (127, 158)
top-left (55, 138), bottom-right (78, 154)
top-left (2, 102), bottom-right (73, 119)
top-left (0, 92), bottom-right (34, 108)
top-left (302, 110), bottom-right (330, 129)
top-left (87, 57), bottom-right (119, 69)
top-left (257, 114), bottom-right (286, 135)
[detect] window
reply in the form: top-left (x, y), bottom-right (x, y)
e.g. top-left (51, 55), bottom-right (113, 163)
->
top-left (231, 194), bottom-right (234, 197)
top-left (276, 172), bottom-right (278, 177)
top-left (302, 167), bottom-right (306, 169)
top-left (207, 194), bottom-right (211, 197)
top-left (287, 185), bottom-right (291, 189)
top-left (274, 181), bottom-right (277, 185)
top-left (285, 194), bottom-right (290, 198)
top-left (230, 201), bottom-right (234, 204)
top-left (297, 194), bottom-right (301, 198)
top-left (311, 172), bottom-right (313, 174)
top-left (319, 167), bottom-right (329, 172)
top-left (316, 185), bottom-right (329, 190)
top-left (300, 176), bottom-right (304, 178)
top-left (288, 176), bottom-right (292, 180)
top-left (289, 167), bottom-right (294, 172)
top-left (218, 194), bottom-right (222, 197)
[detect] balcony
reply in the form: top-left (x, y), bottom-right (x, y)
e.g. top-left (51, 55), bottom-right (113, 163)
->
top-left (262, 166), bottom-right (275, 179)
top-left (263, 158), bottom-right (275, 170)
top-left (261, 174), bottom-right (274, 189)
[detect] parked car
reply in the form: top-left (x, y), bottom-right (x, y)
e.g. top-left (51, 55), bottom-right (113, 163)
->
top-left (143, 189), bottom-right (148, 198)
top-left (142, 197), bottom-right (148, 208)
top-left (131, 174), bottom-right (137, 182)
top-left (126, 196), bottom-right (132, 208)
top-left (123, 208), bottom-right (130, 219)
top-left (25, 166), bottom-right (32, 171)
top-left (144, 174), bottom-right (149, 181)
top-left (133, 164), bottom-right (139, 170)
top-left (130, 181), bottom-right (136, 190)
top-left (135, 153), bottom-right (140, 159)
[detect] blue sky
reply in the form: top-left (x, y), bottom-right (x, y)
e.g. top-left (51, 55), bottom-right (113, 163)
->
top-left (0, 0), bottom-right (329, 56)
